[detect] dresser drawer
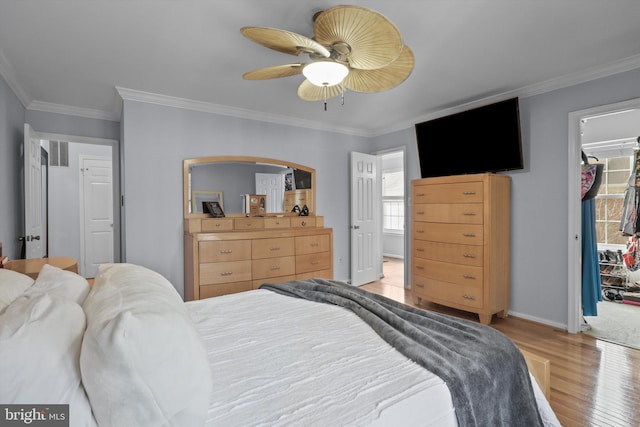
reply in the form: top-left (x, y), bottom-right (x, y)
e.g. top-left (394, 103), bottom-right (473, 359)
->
top-left (199, 281), bottom-right (253, 299)
top-left (200, 260), bottom-right (252, 285)
top-left (413, 258), bottom-right (483, 287)
top-left (201, 218), bottom-right (234, 232)
top-left (234, 218), bottom-right (265, 230)
top-left (252, 256), bottom-right (296, 279)
top-left (412, 276), bottom-right (483, 309)
top-left (264, 217), bottom-right (291, 229)
top-left (252, 275), bottom-right (297, 289)
top-left (413, 203), bottom-right (483, 224)
top-left (413, 223), bottom-right (483, 245)
top-left (413, 182), bottom-right (483, 204)
top-left (295, 234), bottom-right (331, 255)
top-left (296, 269), bottom-right (333, 280)
top-left (199, 240), bottom-right (251, 263)
top-left (413, 240), bottom-right (483, 267)
top-left (252, 237), bottom-right (295, 259)
top-left (296, 252), bottom-right (331, 274)
top-left (291, 217), bottom-right (316, 228)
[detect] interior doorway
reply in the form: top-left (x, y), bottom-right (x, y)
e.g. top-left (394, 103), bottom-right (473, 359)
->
top-left (30, 130), bottom-right (120, 278)
top-left (567, 98), bottom-right (640, 336)
top-left (379, 148), bottom-right (406, 287)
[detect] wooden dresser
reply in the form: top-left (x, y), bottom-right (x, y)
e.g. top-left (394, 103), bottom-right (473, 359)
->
top-left (184, 215), bottom-right (333, 301)
top-left (411, 173), bottom-right (510, 324)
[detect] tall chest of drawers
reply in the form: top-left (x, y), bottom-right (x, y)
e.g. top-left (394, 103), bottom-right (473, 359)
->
top-left (411, 173), bottom-right (510, 324)
top-left (184, 216), bottom-right (333, 301)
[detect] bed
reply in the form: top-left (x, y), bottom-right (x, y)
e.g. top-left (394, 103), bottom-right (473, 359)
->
top-left (0, 263), bottom-right (561, 427)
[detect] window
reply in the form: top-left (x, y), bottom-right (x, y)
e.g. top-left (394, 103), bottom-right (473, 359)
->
top-left (594, 156), bottom-right (633, 246)
top-left (383, 170), bottom-right (404, 232)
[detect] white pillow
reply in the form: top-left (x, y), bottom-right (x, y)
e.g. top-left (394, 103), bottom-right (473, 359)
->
top-left (81, 263), bottom-right (212, 427)
top-left (0, 268), bottom-right (35, 313)
top-left (0, 293), bottom-right (97, 427)
top-left (27, 264), bottom-right (90, 304)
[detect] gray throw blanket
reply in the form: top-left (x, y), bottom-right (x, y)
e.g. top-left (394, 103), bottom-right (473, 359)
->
top-left (260, 279), bottom-right (543, 427)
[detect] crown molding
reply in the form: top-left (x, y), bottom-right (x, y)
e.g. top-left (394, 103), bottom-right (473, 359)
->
top-left (116, 87), bottom-right (370, 137)
top-left (374, 54), bottom-right (640, 137)
top-left (0, 48), bottom-right (31, 108)
top-left (26, 100), bottom-right (119, 122)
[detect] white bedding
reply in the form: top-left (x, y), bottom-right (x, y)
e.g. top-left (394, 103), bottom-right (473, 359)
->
top-left (188, 289), bottom-right (560, 427)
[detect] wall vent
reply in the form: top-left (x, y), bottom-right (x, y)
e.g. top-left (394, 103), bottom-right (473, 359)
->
top-left (49, 141), bottom-right (69, 167)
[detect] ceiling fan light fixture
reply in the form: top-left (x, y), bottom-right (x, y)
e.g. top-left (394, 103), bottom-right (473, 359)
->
top-left (302, 61), bottom-right (349, 87)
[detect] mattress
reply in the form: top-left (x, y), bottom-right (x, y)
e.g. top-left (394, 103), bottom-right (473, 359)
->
top-left (187, 289), bottom-right (558, 426)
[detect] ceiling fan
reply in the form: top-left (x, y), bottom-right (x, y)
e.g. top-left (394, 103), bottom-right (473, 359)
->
top-left (240, 5), bottom-right (414, 109)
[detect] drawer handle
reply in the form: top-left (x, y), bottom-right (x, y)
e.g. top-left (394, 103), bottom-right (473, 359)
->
top-left (417, 230), bottom-right (425, 234)
top-left (415, 283), bottom-right (425, 288)
top-left (462, 233), bottom-right (476, 237)
top-left (416, 192), bottom-right (425, 197)
top-left (462, 212), bottom-right (476, 216)
top-left (220, 272), bottom-right (233, 276)
top-left (463, 294), bottom-right (476, 300)
top-left (417, 248), bottom-right (425, 252)
top-left (416, 266), bottom-right (424, 270)
top-left (463, 191), bottom-right (476, 195)
top-left (219, 249), bottom-right (233, 254)
top-left (463, 253), bottom-right (476, 258)
top-left (462, 274), bottom-right (476, 280)
top-left (271, 265), bottom-right (281, 271)
top-left (311, 261), bottom-right (320, 265)
top-left (417, 210), bottom-right (425, 215)
top-left (215, 223), bottom-right (222, 228)
top-left (301, 221), bottom-right (307, 226)
top-left (270, 247), bottom-right (280, 251)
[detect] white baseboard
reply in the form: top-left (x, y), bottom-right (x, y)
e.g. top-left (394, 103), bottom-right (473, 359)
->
top-left (508, 310), bottom-right (568, 331)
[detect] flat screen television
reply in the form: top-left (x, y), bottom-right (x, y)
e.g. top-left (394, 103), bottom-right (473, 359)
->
top-left (415, 97), bottom-right (523, 178)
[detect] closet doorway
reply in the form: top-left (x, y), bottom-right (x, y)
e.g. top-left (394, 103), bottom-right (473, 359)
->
top-left (569, 101), bottom-right (640, 348)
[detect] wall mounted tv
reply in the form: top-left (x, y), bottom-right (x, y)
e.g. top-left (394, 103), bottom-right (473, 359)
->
top-left (415, 97), bottom-right (523, 178)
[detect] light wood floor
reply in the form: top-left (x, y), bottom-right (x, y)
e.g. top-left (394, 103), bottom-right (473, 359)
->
top-left (362, 258), bottom-right (640, 427)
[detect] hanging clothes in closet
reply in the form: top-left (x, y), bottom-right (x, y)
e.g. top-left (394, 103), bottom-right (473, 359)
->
top-left (619, 138), bottom-right (640, 272)
top-left (581, 151), bottom-right (603, 317)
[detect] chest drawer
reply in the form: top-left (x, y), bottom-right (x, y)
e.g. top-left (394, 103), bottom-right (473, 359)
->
top-left (413, 223), bottom-right (483, 245)
top-left (414, 182), bottom-right (483, 204)
top-left (252, 237), bottom-right (295, 259)
top-left (413, 240), bottom-right (483, 266)
top-left (295, 234), bottom-right (331, 255)
top-left (200, 260), bottom-right (252, 285)
top-left (412, 276), bottom-right (483, 309)
top-left (200, 281), bottom-right (253, 299)
top-left (199, 240), bottom-right (251, 263)
top-left (296, 252), bottom-right (332, 274)
top-left (413, 203), bottom-right (483, 224)
top-left (252, 256), bottom-right (296, 279)
top-left (414, 258), bottom-right (483, 287)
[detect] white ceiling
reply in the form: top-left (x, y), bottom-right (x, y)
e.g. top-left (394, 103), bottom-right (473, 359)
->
top-left (1, 0), bottom-right (640, 137)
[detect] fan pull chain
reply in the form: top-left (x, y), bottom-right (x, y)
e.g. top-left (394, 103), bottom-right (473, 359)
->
top-left (323, 85), bottom-right (328, 111)
top-left (341, 85), bottom-right (345, 106)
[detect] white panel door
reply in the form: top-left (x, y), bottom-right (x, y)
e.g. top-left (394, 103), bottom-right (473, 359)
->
top-left (23, 124), bottom-right (44, 258)
top-left (255, 173), bottom-right (284, 213)
top-left (350, 152), bottom-right (380, 286)
top-left (81, 157), bottom-right (113, 277)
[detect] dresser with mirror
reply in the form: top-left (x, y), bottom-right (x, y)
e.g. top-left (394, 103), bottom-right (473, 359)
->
top-left (183, 156), bottom-right (333, 301)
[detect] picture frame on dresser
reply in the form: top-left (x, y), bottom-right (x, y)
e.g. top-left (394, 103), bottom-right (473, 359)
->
top-left (203, 201), bottom-right (225, 218)
top-left (191, 190), bottom-right (223, 214)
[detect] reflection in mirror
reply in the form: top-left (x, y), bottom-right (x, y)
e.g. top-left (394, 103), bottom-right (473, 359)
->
top-left (184, 156), bottom-right (315, 218)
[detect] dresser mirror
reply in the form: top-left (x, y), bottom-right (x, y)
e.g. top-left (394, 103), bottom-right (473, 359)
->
top-left (183, 156), bottom-right (315, 218)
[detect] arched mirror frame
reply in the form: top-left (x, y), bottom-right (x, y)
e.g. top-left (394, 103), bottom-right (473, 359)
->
top-left (183, 155), bottom-right (316, 218)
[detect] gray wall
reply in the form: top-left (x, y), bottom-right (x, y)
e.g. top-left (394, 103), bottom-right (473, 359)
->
top-left (0, 76), bottom-right (26, 259)
top-left (371, 67), bottom-right (640, 327)
top-left (121, 100), bottom-right (371, 296)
